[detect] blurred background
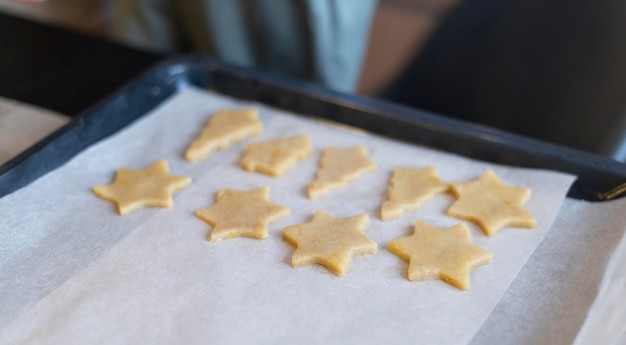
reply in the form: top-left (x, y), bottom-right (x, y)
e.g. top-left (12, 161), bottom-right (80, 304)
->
top-left (1, 0), bottom-right (626, 161)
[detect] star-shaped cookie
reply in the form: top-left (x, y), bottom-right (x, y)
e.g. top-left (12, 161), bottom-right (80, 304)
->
top-left (282, 210), bottom-right (377, 277)
top-left (308, 146), bottom-right (377, 199)
top-left (381, 167), bottom-right (448, 221)
top-left (93, 159), bottom-right (191, 215)
top-left (388, 221), bottom-right (492, 290)
top-left (447, 169), bottom-right (536, 236)
top-left (185, 108), bottom-right (263, 162)
top-left (196, 186), bottom-right (290, 242)
top-left (242, 135), bottom-right (312, 176)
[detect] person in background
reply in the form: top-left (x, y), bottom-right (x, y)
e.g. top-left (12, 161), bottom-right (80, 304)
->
top-left (0, 0), bottom-right (113, 34)
top-left (111, 0), bottom-right (378, 93)
top-left (0, 0), bottom-right (377, 93)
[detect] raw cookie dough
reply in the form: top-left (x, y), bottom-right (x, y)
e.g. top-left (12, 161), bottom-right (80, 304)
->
top-left (308, 146), bottom-right (377, 199)
top-left (282, 210), bottom-right (377, 277)
top-left (242, 135), bottom-right (312, 176)
top-left (381, 167), bottom-right (448, 221)
top-left (185, 108), bottom-right (263, 162)
top-left (388, 221), bottom-right (492, 290)
top-left (196, 186), bottom-right (290, 242)
top-left (447, 169), bottom-right (536, 236)
top-left (93, 159), bottom-right (191, 215)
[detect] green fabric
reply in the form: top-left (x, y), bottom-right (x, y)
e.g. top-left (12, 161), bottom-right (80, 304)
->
top-left (111, 0), bottom-right (377, 92)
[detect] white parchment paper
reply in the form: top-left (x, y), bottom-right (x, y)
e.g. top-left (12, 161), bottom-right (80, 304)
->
top-left (573, 198), bottom-right (626, 345)
top-left (0, 88), bottom-right (577, 344)
top-left (472, 197), bottom-right (626, 345)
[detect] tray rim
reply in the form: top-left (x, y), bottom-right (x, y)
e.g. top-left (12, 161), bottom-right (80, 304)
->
top-left (1, 54), bottom-right (625, 201)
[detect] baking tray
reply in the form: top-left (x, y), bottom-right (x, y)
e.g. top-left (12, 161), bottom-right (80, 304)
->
top-left (1, 54), bottom-right (626, 201)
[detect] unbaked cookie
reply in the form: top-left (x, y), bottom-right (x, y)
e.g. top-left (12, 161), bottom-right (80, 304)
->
top-left (381, 167), bottom-right (448, 221)
top-left (282, 210), bottom-right (377, 277)
top-left (185, 108), bottom-right (263, 162)
top-left (447, 169), bottom-right (536, 236)
top-left (196, 186), bottom-right (290, 241)
top-left (242, 135), bottom-right (312, 176)
top-left (308, 146), bottom-right (377, 199)
top-left (388, 221), bottom-right (492, 290)
top-left (93, 159), bottom-right (191, 215)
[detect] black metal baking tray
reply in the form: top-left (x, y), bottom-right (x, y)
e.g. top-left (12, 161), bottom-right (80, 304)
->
top-left (2, 54), bottom-right (626, 201)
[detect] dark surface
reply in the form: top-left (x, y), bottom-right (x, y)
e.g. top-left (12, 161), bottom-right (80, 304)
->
top-left (2, 55), bottom-right (626, 201)
top-left (0, 12), bottom-right (161, 116)
top-left (383, 0), bottom-right (626, 155)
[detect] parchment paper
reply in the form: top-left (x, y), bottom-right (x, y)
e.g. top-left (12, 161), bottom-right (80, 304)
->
top-left (572, 198), bottom-right (626, 345)
top-left (472, 197), bottom-right (626, 345)
top-left (0, 88), bottom-right (577, 344)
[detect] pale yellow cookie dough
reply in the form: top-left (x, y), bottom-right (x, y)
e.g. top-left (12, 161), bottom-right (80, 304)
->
top-left (195, 186), bottom-right (290, 242)
top-left (93, 159), bottom-right (191, 215)
top-left (447, 169), bottom-right (536, 236)
top-left (388, 221), bottom-right (492, 290)
top-left (308, 146), bottom-right (377, 199)
top-left (282, 210), bottom-right (377, 277)
top-left (381, 167), bottom-right (448, 221)
top-left (185, 108), bottom-right (263, 162)
top-left (242, 135), bottom-right (312, 176)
